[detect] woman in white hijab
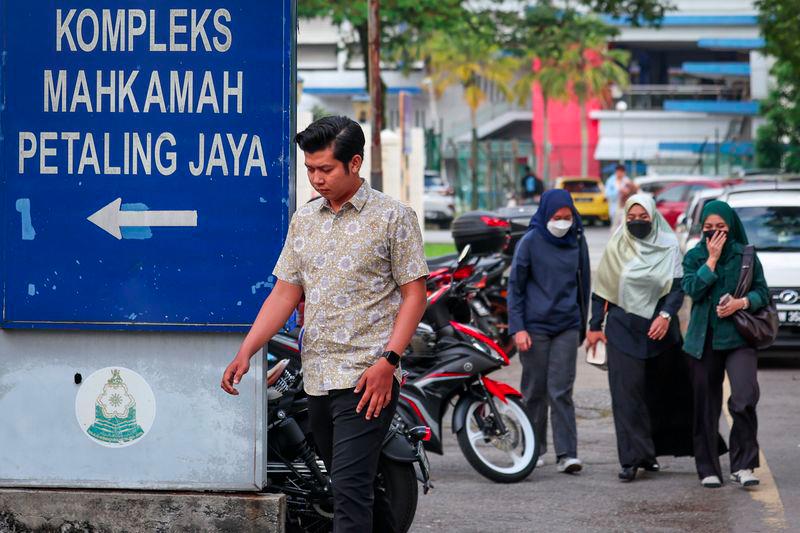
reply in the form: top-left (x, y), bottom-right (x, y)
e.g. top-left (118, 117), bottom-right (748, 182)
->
top-left (586, 194), bottom-right (695, 482)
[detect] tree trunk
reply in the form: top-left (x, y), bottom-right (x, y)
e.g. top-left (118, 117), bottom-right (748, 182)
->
top-left (357, 23), bottom-right (370, 92)
top-left (579, 96), bottom-right (589, 177)
top-left (470, 108), bottom-right (479, 210)
top-left (542, 96), bottom-right (551, 186)
top-left (368, 0), bottom-right (383, 190)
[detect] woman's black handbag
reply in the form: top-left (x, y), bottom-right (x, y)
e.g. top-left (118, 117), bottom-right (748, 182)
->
top-left (732, 245), bottom-right (779, 349)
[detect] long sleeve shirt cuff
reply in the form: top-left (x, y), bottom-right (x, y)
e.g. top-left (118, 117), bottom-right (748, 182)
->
top-left (696, 264), bottom-right (719, 286)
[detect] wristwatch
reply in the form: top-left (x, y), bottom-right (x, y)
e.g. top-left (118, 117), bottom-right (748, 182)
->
top-left (382, 350), bottom-right (401, 367)
top-left (658, 311), bottom-right (672, 322)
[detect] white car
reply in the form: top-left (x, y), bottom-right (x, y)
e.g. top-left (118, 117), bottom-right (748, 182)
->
top-left (724, 185), bottom-right (800, 354)
top-left (424, 171), bottom-right (455, 228)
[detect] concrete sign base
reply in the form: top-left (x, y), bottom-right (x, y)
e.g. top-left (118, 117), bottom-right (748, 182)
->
top-left (0, 488), bottom-right (285, 533)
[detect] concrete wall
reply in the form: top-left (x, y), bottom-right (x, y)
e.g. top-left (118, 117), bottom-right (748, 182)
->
top-left (0, 329), bottom-right (265, 491)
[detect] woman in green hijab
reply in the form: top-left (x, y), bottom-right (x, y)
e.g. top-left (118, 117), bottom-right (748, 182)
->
top-left (587, 194), bottom-right (694, 482)
top-left (683, 200), bottom-right (769, 489)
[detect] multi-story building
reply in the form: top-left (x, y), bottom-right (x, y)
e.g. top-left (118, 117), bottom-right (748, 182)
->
top-left (592, 0), bottom-right (767, 176)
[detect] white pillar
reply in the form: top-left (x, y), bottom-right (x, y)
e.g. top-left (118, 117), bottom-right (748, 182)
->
top-left (295, 110), bottom-right (315, 206)
top-left (381, 130), bottom-right (402, 201)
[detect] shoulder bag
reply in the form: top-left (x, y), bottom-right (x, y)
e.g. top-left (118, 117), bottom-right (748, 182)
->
top-left (732, 245), bottom-right (779, 349)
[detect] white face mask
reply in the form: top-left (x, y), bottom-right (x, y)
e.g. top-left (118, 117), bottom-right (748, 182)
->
top-left (547, 218), bottom-right (573, 238)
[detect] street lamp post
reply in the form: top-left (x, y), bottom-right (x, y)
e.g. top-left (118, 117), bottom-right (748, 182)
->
top-left (615, 100), bottom-right (627, 167)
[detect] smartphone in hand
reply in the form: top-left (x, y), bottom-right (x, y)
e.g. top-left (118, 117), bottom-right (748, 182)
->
top-left (718, 293), bottom-right (732, 306)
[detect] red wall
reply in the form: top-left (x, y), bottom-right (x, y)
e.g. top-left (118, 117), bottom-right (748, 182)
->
top-left (531, 84), bottom-right (601, 184)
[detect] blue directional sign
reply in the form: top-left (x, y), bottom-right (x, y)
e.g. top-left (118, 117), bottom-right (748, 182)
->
top-left (1, 1), bottom-right (294, 330)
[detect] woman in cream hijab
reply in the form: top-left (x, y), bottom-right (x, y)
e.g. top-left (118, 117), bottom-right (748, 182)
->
top-left (586, 194), bottom-right (695, 482)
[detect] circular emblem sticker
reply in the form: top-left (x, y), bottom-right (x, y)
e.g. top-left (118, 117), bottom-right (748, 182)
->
top-left (75, 367), bottom-right (156, 448)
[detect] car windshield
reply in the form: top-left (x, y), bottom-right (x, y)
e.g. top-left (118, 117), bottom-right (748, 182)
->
top-left (735, 206), bottom-right (800, 251)
top-left (563, 180), bottom-right (600, 193)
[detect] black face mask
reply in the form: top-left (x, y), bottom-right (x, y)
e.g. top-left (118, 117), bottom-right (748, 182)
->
top-left (627, 220), bottom-right (652, 239)
top-left (704, 229), bottom-right (728, 241)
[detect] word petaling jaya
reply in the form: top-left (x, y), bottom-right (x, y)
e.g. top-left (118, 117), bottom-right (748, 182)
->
top-left (15, 9), bottom-right (269, 178)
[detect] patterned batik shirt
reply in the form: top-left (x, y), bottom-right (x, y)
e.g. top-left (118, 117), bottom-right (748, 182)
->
top-left (272, 179), bottom-right (428, 396)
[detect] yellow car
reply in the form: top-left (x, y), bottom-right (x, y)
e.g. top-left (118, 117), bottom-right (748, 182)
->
top-left (554, 176), bottom-right (610, 225)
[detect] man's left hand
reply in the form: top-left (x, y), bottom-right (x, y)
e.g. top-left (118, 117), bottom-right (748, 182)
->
top-left (354, 358), bottom-right (395, 420)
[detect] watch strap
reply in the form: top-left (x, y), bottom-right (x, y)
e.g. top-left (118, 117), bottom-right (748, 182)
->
top-left (382, 350), bottom-right (401, 366)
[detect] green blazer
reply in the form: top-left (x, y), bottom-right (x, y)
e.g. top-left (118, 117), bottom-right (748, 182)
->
top-left (682, 242), bottom-right (770, 358)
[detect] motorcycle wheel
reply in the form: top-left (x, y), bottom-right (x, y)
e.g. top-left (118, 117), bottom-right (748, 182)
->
top-left (455, 396), bottom-right (538, 483)
top-left (379, 458), bottom-right (419, 533)
top-left (285, 457), bottom-right (418, 533)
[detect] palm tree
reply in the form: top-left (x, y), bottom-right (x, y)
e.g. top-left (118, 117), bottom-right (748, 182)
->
top-left (511, 59), bottom-right (569, 185)
top-left (562, 38), bottom-right (630, 176)
top-left (427, 31), bottom-right (516, 209)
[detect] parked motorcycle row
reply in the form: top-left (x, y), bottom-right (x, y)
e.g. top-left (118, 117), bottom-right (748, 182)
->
top-left (263, 243), bottom-right (533, 532)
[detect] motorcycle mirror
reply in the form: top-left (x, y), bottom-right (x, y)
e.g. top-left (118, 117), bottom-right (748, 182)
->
top-left (457, 244), bottom-right (471, 267)
top-left (267, 358), bottom-right (290, 387)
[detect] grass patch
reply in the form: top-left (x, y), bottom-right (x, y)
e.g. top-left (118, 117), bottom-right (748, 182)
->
top-left (425, 242), bottom-right (457, 258)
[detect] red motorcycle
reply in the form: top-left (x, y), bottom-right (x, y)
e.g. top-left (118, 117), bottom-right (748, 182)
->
top-left (398, 246), bottom-right (538, 483)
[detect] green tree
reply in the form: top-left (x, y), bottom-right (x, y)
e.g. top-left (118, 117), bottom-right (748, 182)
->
top-left (503, 7), bottom-right (623, 183)
top-left (427, 27), bottom-right (516, 209)
top-left (562, 36), bottom-right (630, 176)
top-left (297, 0), bottom-right (466, 91)
top-left (755, 0), bottom-right (800, 171)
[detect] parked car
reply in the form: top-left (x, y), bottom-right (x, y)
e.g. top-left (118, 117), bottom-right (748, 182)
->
top-left (554, 176), bottom-right (609, 226)
top-left (424, 171), bottom-right (455, 228)
top-left (655, 180), bottom-right (726, 228)
top-left (676, 187), bottom-right (725, 252)
top-left (724, 185), bottom-right (800, 355)
top-left (634, 175), bottom-right (717, 197)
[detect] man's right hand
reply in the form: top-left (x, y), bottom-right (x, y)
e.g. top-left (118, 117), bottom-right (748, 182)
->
top-left (514, 331), bottom-right (532, 352)
top-left (221, 353), bottom-right (251, 396)
top-left (585, 330), bottom-right (607, 354)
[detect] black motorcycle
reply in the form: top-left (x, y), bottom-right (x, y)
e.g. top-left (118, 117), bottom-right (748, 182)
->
top-left (265, 331), bottom-right (432, 533)
top-left (398, 246), bottom-right (538, 483)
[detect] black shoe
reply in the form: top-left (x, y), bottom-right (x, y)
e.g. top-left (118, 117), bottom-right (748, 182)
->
top-left (618, 466), bottom-right (638, 482)
top-left (642, 460), bottom-right (660, 472)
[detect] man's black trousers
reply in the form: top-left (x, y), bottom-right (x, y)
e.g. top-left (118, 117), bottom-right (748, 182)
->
top-left (308, 381), bottom-right (400, 533)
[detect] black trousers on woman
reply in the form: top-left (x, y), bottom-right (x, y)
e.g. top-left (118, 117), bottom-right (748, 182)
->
top-left (607, 343), bottom-right (695, 469)
top-left (688, 338), bottom-right (760, 480)
top-left (607, 344), bottom-right (656, 468)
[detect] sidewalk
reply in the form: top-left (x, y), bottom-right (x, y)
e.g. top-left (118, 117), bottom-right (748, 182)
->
top-left (412, 349), bottom-right (779, 533)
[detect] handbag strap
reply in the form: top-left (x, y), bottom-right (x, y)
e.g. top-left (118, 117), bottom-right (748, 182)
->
top-left (733, 245), bottom-right (755, 299)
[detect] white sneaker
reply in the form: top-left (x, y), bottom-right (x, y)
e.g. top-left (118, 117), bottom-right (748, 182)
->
top-left (536, 458), bottom-right (545, 468)
top-left (557, 457), bottom-right (583, 474)
top-left (701, 475), bottom-right (722, 488)
top-left (731, 469), bottom-right (760, 488)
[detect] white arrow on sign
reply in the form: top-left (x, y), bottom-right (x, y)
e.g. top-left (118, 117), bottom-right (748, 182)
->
top-left (88, 198), bottom-right (198, 240)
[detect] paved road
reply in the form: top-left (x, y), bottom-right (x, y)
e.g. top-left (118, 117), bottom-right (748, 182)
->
top-left (413, 226), bottom-right (797, 532)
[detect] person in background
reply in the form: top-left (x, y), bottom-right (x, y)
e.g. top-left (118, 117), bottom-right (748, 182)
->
top-left (586, 194), bottom-right (694, 482)
top-left (682, 200), bottom-right (769, 489)
top-left (508, 189), bottom-right (591, 473)
top-left (521, 165), bottom-right (545, 203)
top-left (604, 164), bottom-right (637, 227)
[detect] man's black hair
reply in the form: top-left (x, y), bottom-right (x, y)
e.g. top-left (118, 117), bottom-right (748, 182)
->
top-left (295, 115), bottom-right (365, 168)
top-left (615, 163), bottom-right (626, 172)
top-left (523, 165), bottom-right (532, 174)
